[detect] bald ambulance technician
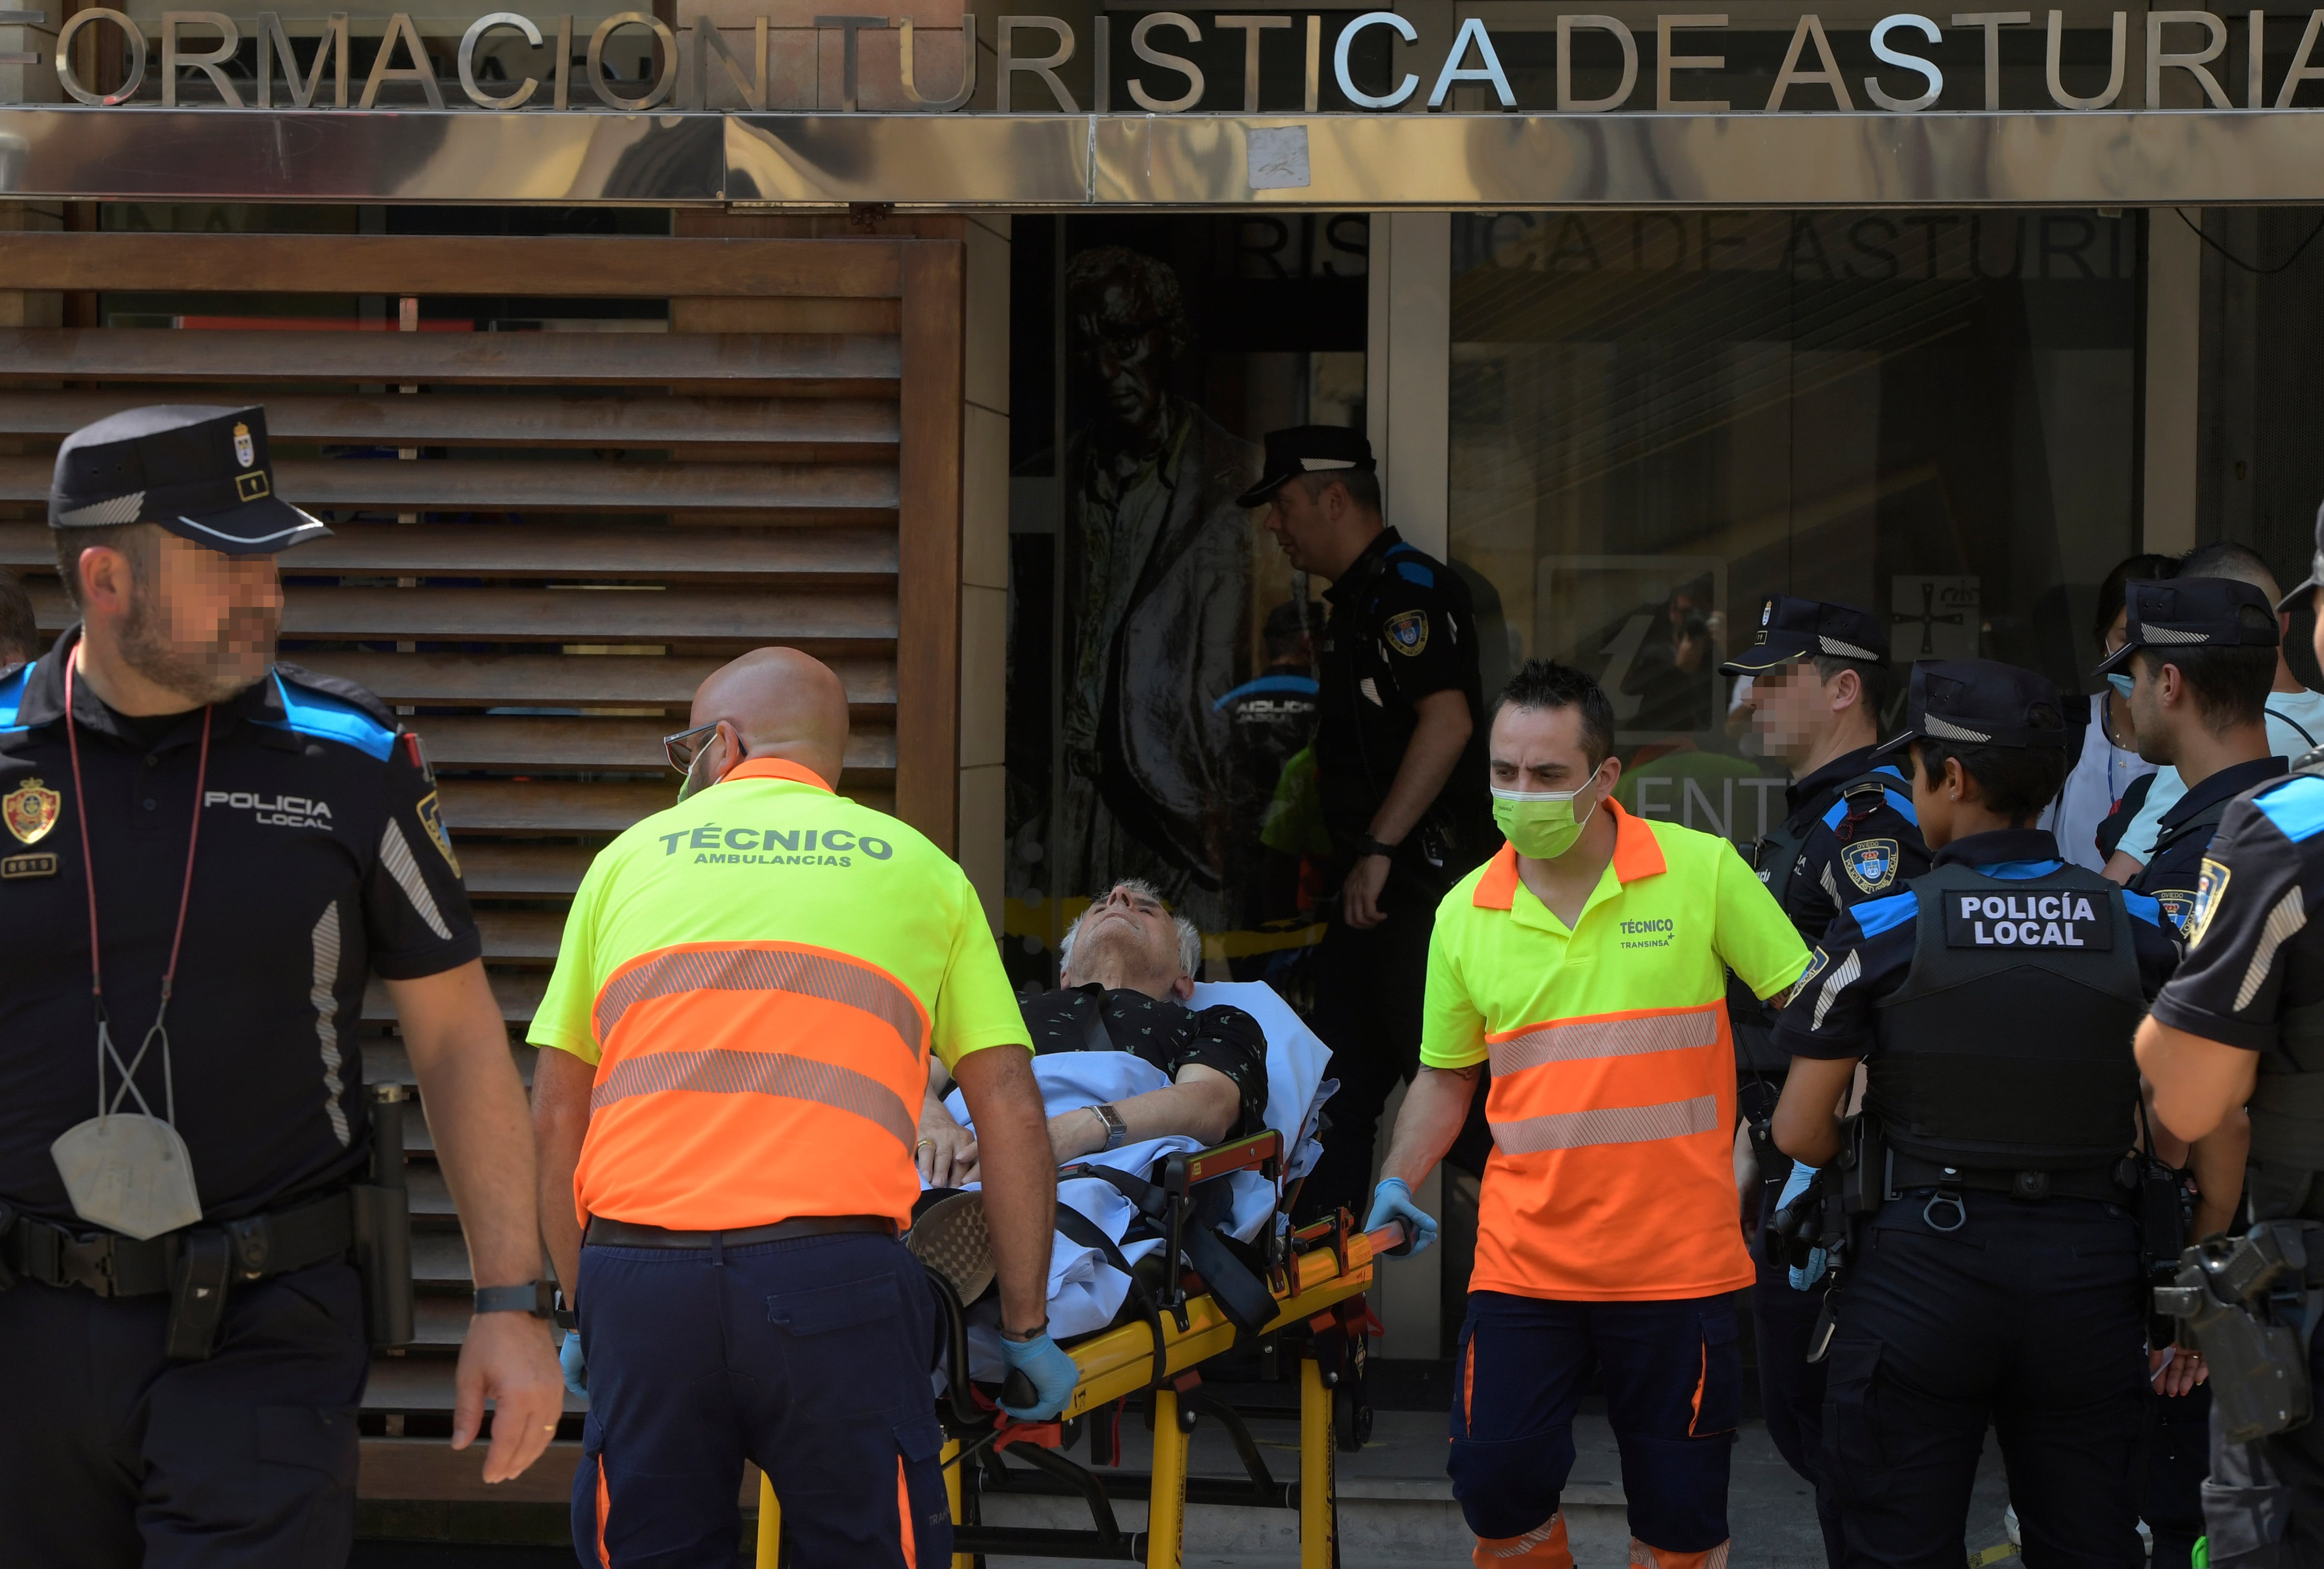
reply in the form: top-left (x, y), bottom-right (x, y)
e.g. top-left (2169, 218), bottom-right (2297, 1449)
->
top-left (1365, 659), bottom-right (1813, 1569)
top-left (530, 648), bottom-right (1073, 1569)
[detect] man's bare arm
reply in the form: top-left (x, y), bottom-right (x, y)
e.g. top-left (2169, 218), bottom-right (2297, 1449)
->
top-left (1378, 1064), bottom-right (1482, 1189)
top-left (2137, 1016), bottom-right (2261, 1142)
top-left (387, 960), bottom-right (565, 1484)
top-left (1047, 1064), bottom-right (1242, 1162)
top-left (530, 1045), bottom-right (591, 1309)
top-left (1344, 689), bottom-right (1474, 929)
top-left (1772, 1055), bottom-right (1861, 1168)
top-left (952, 1046), bottom-right (1056, 1336)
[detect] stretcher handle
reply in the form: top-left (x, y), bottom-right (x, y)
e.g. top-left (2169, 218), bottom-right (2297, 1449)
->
top-left (1002, 1369), bottom-right (1038, 1409)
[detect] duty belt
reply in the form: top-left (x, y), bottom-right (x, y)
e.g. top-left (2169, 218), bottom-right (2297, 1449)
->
top-left (1885, 1151), bottom-right (2135, 1205)
top-left (0, 1189), bottom-right (354, 1298)
top-left (584, 1214), bottom-right (895, 1249)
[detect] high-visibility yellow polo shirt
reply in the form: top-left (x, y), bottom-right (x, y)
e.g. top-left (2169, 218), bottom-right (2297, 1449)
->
top-left (1424, 800), bottom-right (1811, 1302)
top-left (529, 757), bottom-right (1030, 1231)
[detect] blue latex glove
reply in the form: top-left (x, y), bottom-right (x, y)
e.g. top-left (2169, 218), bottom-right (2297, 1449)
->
top-left (1364, 1177), bottom-right (1439, 1257)
top-left (560, 1329), bottom-right (588, 1396)
top-left (998, 1329), bottom-right (1078, 1421)
top-left (1777, 1162), bottom-right (1827, 1290)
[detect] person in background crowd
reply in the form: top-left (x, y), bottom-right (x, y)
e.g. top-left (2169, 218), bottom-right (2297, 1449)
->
top-left (2137, 502), bottom-right (2324, 1568)
top-left (1368, 659), bottom-right (1811, 1569)
top-left (1717, 595), bottom-right (1930, 1569)
top-left (1774, 659), bottom-right (2180, 1569)
top-left (2046, 553), bottom-right (2169, 871)
top-left (0, 568), bottom-right (41, 666)
top-left (1243, 426), bottom-right (1495, 1226)
top-left (2106, 542), bottom-right (2324, 883)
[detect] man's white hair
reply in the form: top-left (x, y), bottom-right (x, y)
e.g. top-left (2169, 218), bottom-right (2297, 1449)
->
top-left (1058, 879), bottom-right (1204, 981)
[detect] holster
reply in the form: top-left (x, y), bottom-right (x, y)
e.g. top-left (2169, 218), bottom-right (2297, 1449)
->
top-left (353, 1086), bottom-right (415, 1349)
top-left (2157, 1221), bottom-right (2324, 1443)
top-left (164, 1230), bottom-right (233, 1360)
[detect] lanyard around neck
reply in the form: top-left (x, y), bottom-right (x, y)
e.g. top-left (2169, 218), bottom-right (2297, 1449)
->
top-left (63, 645), bottom-right (211, 1027)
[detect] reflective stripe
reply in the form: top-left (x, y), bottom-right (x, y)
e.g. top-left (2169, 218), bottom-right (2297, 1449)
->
top-left (1490, 1094), bottom-right (1719, 1155)
top-left (1488, 1007), bottom-right (1719, 1077)
top-left (589, 1047), bottom-right (917, 1150)
top-left (594, 943), bottom-right (925, 1059)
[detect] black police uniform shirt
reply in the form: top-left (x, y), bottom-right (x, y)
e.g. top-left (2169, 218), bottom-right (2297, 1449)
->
top-left (2128, 755), bottom-right (2289, 931)
top-left (1773, 829), bottom-right (2180, 1061)
top-left (1728, 747), bottom-right (1931, 1065)
top-left (1314, 528), bottom-right (1492, 881)
top-left (0, 631), bottom-right (481, 1225)
top-left (1021, 984), bottom-right (1270, 1140)
top-left (2148, 767), bottom-right (2324, 1053)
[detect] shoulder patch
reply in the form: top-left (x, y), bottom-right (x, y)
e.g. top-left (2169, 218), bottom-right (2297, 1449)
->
top-left (2182, 857), bottom-right (2231, 947)
top-left (2256, 775), bottom-right (2324, 845)
top-left (1851, 891), bottom-right (1918, 939)
top-left (1840, 838), bottom-right (1901, 895)
top-left (2150, 888), bottom-right (2198, 933)
top-left (1784, 945), bottom-right (1831, 1006)
top-left (263, 669), bottom-right (396, 762)
top-left (415, 789), bottom-right (461, 876)
top-left (1394, 561), bottom-right (1435, 588)
top-left (1383, 609), bottom-right (1429, 657)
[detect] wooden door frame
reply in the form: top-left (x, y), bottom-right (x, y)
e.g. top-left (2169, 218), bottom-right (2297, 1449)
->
top-left (895, 239), bottom-right (964, 855)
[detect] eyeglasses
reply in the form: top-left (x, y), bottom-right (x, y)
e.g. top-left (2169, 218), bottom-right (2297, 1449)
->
top-left (663, 721), bottom-right (721, 775)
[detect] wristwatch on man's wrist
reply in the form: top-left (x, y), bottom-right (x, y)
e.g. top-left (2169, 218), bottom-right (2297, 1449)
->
top-left (1356, 834), bottom-right (1399, 862)
top-left (1090, 1101), bottom-right (1129, 1152)
top-left (474, 1280), bottom-right (557, 1318)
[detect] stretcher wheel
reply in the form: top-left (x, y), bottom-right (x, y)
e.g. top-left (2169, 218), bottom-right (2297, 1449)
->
top-left (1332, 1381), bottom-right (1369, 1452)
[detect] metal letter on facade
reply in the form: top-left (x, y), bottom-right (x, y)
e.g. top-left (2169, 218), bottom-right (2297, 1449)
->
top-left (2046, 9), bottom-right (2125, 109)
top-left (1656, 13), bottom-right (1728, 111)
top-left (996, 15), bottom-right (1075, 112)
top-left (0, 9), bottom-right (42, 74)
top-left (53, 6), bottom-right (145, 105)
top-left (2277, 8), bottom-right (2324, 107)
top-left (1333, 10), bottom-right (1416, 108)
top-left (1865, 13), bottom-right (1942, 110)
top-left (1129, 12), bottom-right (1202, 113)
top-left (1214, 14), bottom-right (1289, 113)
top-left (161, 11), bottom-right (242, 106)
top-left (895, 15), bottom-right (973, 110)
top-left (458, 11), bottom-right (541, 110)
top-left (1951, 11), bottom-right (2031, 110)
top-left (1557, 14), bottom-right (1637, 111)
top-left (814, 15), bottom-right (883, 112)
top-left (1428, 16), bottom-right (1515, 108)
top-left (255, 10), bottom-right (348, 109)
top-left (1765, 13), bottom-right (1853, 108)
top-left (2148, 9), bottom-right (2233, 107)
top-left (692, 15), bottom-right (769, 111)
top-left (359, 11), bottom-right (444, 108)
top-left (587, 9), bottom-right (677, 110)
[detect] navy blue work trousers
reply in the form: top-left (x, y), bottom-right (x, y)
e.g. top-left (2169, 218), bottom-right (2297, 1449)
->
top-left (1448, 1289), bottom-right (1741, 1555)
top-left (1754, 1243), bottom-right (1844, 1568)
top-left (573, 1230), bottom-right (951, 1569)
top-left (1819, 1192), bottom-right (2149, 1569)
top-left (0, 1260), bottom-right (369, 1569)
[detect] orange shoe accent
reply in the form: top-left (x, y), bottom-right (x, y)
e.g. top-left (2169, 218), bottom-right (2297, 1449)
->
top-left (594, 1456), bottom-right (613, 1568)
top-left (895, 1455), bottom-right (916, 1566)
top-left (1472, 1511), bottom-right (1573, 1568)
top-left (1630, 1537), bottom-right (1731, 1569)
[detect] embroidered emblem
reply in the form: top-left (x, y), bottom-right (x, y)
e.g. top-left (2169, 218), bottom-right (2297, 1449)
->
top-left (2183, 858), bottom-right (2231, 948)
top-left (234, 471), bottom-right (270, 502)
top-left (1761, 599), bottom-right (1773, 628)
top-left (0, 851), bottom-right (56, 879)
top-left (1841, 837), bottom-right (1899, 894)
top-left (1384, 610), bottom-right (1429, 656)
top-left (415, 790), bottom-right (461, 876)
top-left (2154, 889), bottom-right (2198, 933)
top-left (232, 421), bottom-right (255, 469)
top-left (3, 777), bottom-right (60, 845)
top-left (1784, 947), bottom-right (1831, 1007)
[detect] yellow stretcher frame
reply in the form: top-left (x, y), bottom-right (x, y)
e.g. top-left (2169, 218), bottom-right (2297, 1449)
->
top-left (755, 1216), bottom-right (1397, 1569)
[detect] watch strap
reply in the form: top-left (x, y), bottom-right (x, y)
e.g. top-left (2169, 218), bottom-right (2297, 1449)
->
top-left (475, 1280), bottom-right (556, 1318)
top-left (1357, 835), bottom-right (1398, 861)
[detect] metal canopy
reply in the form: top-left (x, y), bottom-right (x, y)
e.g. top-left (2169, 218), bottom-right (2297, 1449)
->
top-left (5, 106), bottom-right (2324, 207)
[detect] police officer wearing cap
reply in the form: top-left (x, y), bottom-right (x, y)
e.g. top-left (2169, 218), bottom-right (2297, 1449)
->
top-left (0, 406), bottom-right (563, 1564)
top-left (1719, 596), bottom-right (1929, 1567)
top-left (1243, 426), bottom-right (1493, 1222)
top-left (2099, 575), bottom-right (2279, 1569)
top-left (2139, 503), bottom-right (2324, 1568)
top-left (1769, 659), bottom-right (2181, 1567)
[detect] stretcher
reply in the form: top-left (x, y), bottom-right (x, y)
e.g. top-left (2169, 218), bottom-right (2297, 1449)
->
top-left (754, 1125), bottom-right (1407, 1569)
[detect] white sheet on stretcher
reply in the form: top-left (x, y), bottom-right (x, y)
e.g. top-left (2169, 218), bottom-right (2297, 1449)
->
top-left (935, 981), bottom-right (1333, 1376)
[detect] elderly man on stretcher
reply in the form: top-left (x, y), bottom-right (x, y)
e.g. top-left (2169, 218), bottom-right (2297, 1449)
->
top-left (912, 879), bottom-right (1331, 1364)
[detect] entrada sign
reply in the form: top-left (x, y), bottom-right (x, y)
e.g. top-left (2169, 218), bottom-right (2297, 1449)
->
top-left (9, 7), bottom-right (2323, 115)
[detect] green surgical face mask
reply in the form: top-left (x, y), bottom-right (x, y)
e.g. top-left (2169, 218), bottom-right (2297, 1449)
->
top-left (1492, 769), bottom-right (1606, 861)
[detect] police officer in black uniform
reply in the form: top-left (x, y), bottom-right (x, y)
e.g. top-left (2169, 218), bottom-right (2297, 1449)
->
top-left (2140, 504), bottom-right (2324, 1569)
top-left (1770, 659), bottom-right (2181, 1568)
top-left (0, 406), bottom-right (563, 1565)
top-left (1240, 427), bottom-right (1493, 1222)
top-left (1718, 595), bottom-right (1929, 1566)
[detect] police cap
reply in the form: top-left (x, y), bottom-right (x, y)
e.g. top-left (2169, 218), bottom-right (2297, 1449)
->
top-left (2282, 497), bottom-right (2324, 613)
top-left (1719, 594), bottom-right (1888, 675)
top-left (1872, 659), bottom-right (2068, 759)
top-left (49, 404), bottom-right (331, 556)
top-left (1237, 426), bottom-right (1376, 510)
top-left (2093, 576), bottom-right (2279, 676)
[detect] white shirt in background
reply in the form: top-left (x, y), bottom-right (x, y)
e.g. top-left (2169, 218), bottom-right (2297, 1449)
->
top-left (2115, 687), bottom-right (2324, 863)
top-left (2044, 693), bottom-right (2158, 872)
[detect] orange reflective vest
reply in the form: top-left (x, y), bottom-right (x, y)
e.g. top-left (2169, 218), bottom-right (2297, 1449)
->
top-left (528, 758), bottom-right (1030, 1230)
top-left (1422, 803), bottom-right (1811, 1300)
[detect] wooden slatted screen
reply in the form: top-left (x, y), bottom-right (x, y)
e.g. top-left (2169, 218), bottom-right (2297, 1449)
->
top-left (0, 229), bottom-right (965, 1446)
